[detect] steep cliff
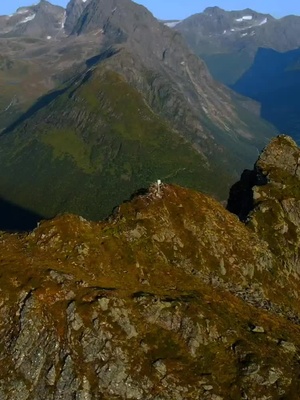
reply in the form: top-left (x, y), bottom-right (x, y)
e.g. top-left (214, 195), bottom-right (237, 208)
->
top-left (1, 137), bottom-right (300, 398)
top-left (229, 135), bottom-right (300, 273)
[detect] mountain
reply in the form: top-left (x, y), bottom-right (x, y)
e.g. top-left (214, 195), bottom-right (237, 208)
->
top-left (64, 0), bottom-right (92, 34)
top-left (0, 0), bottom-right (74, 130)
top-left (175, 7), bottom-right (300, 85)
top-left (173, 7), bottom-right (300, 143)
top-left (1, 135), bottom-right (300, 398)
top-left (0, 0), bottom-right (276, 221)
top-left (232, 47), bottom-right (300, 142)
top-left (0, 0), bottom-right (66, 39)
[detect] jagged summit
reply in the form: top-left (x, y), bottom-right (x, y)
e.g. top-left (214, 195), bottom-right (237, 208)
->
top-left (69, 0), bottom-right (151, 40)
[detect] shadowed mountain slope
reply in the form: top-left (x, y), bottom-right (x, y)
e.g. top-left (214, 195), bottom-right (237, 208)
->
top-left (232, 47), bottom-right (300, 142)
top-left (173, 7), bottom-right (300, 142)
top-left (175, 7), bottom-right (300, 85)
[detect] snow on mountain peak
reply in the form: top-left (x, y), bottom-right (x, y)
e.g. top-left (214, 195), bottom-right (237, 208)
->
top-left (61, 11), bottom-right (66, 29)
top-left (16, 8), bottom-right (30, 15)
top-left (259, 17), bottom-right (268, 25)
top-left (18, 13), bottom-right (36, 24)
top-left (235, 15), bottom-right (253, 22)
top-left (164, 21), bottom-right (181, 28)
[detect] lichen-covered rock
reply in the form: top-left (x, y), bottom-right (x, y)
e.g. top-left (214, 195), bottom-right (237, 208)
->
top-left (1, 157), bottom-right (300, 398)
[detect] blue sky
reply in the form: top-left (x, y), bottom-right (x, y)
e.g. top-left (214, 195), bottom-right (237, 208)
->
top-left (1, 1), bottom-right (299, 20)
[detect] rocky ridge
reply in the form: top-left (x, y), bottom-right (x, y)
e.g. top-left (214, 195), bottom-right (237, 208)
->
top-left (1, 136), bottom-right (300, 398)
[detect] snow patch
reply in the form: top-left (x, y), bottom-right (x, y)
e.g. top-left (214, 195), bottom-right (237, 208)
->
top-left (47, 36), bottom-right (52, 39)
top-left (241, 33), bottom-right (248, 37)
top-left (235, 15), bottom-right (253, 22)
top-left (82, 0), bottom-right (88, 2)
top-left (19, 13), bottom-right (36, 24)
top-left (16, 9), bottom-right (29, 15)
top-left (164, 21), bottom-right (181, 28)
top-left (223, 30), bottom-right (227, 34)
top-left (259, 17), bottom-right (268, 25)
top-left (250, 31), bottom-right (255, 36)
top-left (61, 11), bottom-right (66, 30)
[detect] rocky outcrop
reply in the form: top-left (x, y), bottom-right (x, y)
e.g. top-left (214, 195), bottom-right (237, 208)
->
top-left (2, 141), bottom-right (300, 399)
top-left (228, 135), bottom-right (300, 273)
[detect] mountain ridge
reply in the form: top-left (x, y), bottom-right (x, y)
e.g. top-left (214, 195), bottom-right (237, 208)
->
top-left (172, 6), bottom-right (300, 143)
top-left (1, 135), bottom-right (300, 398)
top-left (174, 6), bottom-right (300, 85)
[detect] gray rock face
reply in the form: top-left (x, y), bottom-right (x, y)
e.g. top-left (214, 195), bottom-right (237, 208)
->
top-left (0, 0), bottom-right (66, 39)
top-left (0, 290), bottom-right (211, 399)
top-left (228, 135), bottom-right (300, 274)
top-left (64, 0), bottom-right (92, 35)
top-left (1, 285), bottom-right (299, 400)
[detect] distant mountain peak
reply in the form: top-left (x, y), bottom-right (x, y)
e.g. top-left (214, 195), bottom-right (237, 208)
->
top-left (0, 0), bottom-right (65, 38)
top-left (203, 6), bottom-right (224, 14)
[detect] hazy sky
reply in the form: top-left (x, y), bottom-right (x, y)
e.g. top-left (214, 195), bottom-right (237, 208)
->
top-left (1, 0), bottom-right (298, 20)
